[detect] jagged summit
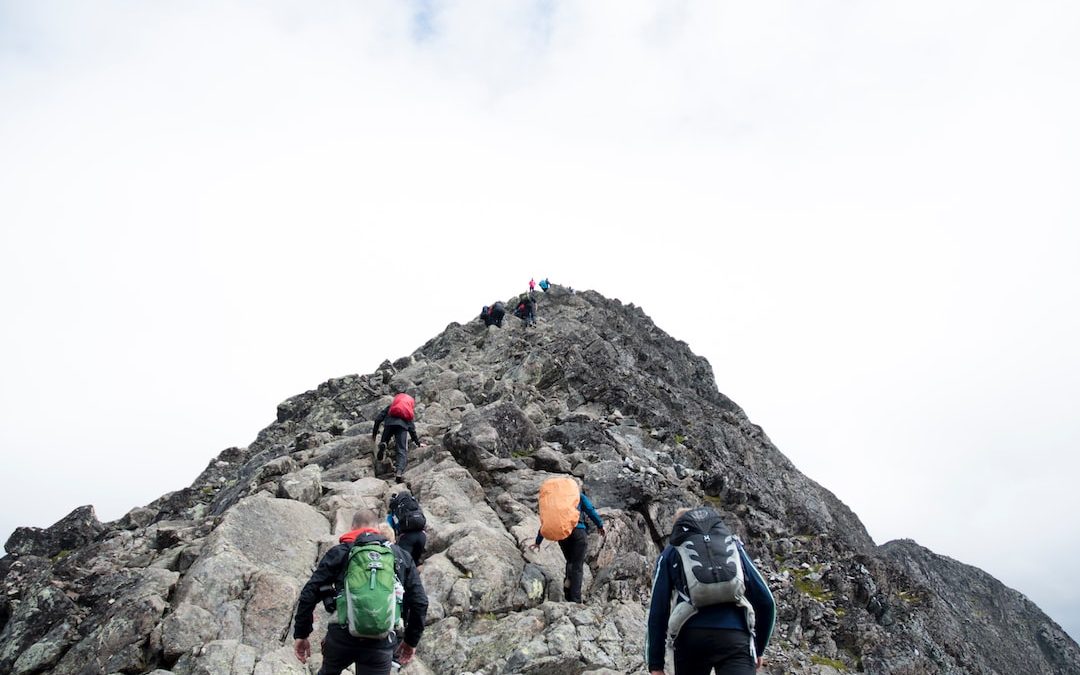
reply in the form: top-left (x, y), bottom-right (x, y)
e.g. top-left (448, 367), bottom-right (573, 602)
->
top-left (2, 286), bottom-right (1078, 674)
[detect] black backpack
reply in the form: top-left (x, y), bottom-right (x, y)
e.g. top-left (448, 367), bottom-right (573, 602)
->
top-left (389, 493), bottom-right (426, 533)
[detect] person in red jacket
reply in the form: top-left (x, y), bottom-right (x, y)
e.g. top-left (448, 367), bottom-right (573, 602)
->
top-left (372, 393), bottom-right (422, 483)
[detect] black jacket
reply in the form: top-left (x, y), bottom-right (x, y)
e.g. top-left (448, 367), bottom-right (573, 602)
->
top-left (293, 530), bottom-right (429, 647)
top-left (373, 406), bottom-right (420, 444)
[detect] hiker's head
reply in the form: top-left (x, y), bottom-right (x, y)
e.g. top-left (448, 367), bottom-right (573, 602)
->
top-left (351, 509), bottom-right (381, 530)
top-left (377, 522), bottom-right (396, 543)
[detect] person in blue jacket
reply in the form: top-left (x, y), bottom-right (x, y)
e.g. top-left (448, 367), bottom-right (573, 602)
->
top-left (646, 506), bottom-right (775, 675)
top-left (529, 490), bottom-right (606, 602)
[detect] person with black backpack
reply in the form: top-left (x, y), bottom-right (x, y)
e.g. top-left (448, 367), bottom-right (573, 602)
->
top-left (387, 491), bottom-right (427, 569)
top-left (373, 392), bottom-right (423, 483)
top-left (293, 509), bottom-right (428, 674)
top-left (645, 506), bottom-right (775, 675)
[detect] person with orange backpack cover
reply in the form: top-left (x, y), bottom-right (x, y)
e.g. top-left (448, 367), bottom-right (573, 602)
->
top-left (528, 477), bottom-right (605, 602)
top-left (372, 393), bottom-right (422, 483)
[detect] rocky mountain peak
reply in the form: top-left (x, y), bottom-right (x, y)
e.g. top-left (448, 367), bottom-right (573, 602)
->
top-left (3, 285), bottom-right (1077, 674)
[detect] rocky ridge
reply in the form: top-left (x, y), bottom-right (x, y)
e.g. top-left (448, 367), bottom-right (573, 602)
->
top-left (2, 285), bottom-right (1078, 674)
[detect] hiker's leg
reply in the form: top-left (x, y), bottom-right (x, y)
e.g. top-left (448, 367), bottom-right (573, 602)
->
top-left (674, 627), bottom-right (754, 675)
top-left (394, 429), bottom-right (409, 474)
top-left (560, 528), bottom-right (587, 602)
top-left (351, 644), bottom-right (394, 675)
top-left (317, 626), bottom-right (358, 675)
top-left (398, 530), bottom-right (427, 566)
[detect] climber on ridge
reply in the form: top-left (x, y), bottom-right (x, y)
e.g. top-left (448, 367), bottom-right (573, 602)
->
top-left (387, 490), bottom-right (427, 570)
top-left (529, 477), bottom-right (605, 603)
top-left (513, 294), bottom-right (536, 328)
top-left (645, 506), bottom-right (775, 675)
top-left (293, 509), bottom-right (429, 675)
top-left (529, 278), bottom-right (536, 292)
top-left (481, 301), bottom-right (505, 327)
top-left (539, 278), bottom-right (550, 293)
top-left (372, 392), bottom-right (422, 483)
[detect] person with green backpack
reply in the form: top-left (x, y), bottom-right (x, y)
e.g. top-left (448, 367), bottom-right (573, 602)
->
top-left (293, 509), bottom-right (428, 674)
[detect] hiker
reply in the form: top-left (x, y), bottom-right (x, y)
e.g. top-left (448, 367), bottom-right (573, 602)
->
top-left (489, 301), bottom-right (505, 327)
top-left (528, 477), bottom-right (605, 603)
top-left (372, 393), bottom-right (422, 483)
top-left (539, 278), bottom-right (550, 293)
top-left (514, 294), bottom-right (536, 327)
top-left (293, 509), bottom-right (428, 675)
top-left (387, 491), bottom-right (427, 570)
top-left (529, 278), bottom-right (536, 292)
top-left (481, 301), bottom-right (505, 328)
top-left (645, 506), bottom-right (775, 675)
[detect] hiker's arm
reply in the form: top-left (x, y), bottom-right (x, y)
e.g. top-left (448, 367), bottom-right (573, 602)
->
top-left (293, 546), bottom-right (345, 639)
top-left (402, 558), bottom-right (429, 648)
top-left (531, 529), bottom-right (543, 549)
top-left (645, 552), bottom-right (672, 672)
top-left (408, 421), bottom-right (421, 445)
top-left (372, 408), bottom-right (387, 438)
top-left (580, 494), bottom-right (604, 531)
top-left (740, 543), bottom-right (776, 656)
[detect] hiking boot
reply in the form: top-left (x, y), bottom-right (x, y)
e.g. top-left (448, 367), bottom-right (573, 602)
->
top-left (395, 473), bottom-right (405, 484)
top-left (377, 442), bottom-right (387, 461)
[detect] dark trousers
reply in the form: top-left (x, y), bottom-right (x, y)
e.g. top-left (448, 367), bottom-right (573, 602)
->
top-left (557, 527), bottom-right (588, 602)
top-left (397, 530), bottom-right (427, 567)
top-left (379, 427), bottom-right (409, 474)
top-left (318, 624), bottom-right (394, 675)
top-left (673, 627), bottom-right (756, 675)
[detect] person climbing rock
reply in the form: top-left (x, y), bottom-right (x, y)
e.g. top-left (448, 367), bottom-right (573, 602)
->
top-left (645, 506), bottom-right (775, 675)
top-left (529, 477), bottom-right (605, 603)
top-left (481, 301), bottom-right (505, 328)
top-left (387, 490), bottom-right (427, 570)
top-left (513, 294), bottom-right (536, 328)
top-left (293, 509), bottom-right (428, 675)
top-left (539, 278), bottom-right (550, 293)
top-left (372, 393), bottom-right (422, 483)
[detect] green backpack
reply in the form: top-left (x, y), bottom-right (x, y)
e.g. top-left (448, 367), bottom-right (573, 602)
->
top-left (336, 540), bottom-right (403, 639)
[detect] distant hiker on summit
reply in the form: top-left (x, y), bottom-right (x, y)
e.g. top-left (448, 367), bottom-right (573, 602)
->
top-left (293, 509), bottom-right (428, 675)
top-left (539, 278), bottom-right (550, 293)
top-left (529, 477), bottom-right (605, 603)
top-left (645, 506), bottom-right (775, 675)
top-left (373, 393), bottom-right (422, 483)
top-left (529, 278), bottom-right (536, 292)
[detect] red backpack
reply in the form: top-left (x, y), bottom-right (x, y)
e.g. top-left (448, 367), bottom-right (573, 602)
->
top-left (388, 393), bottom-right (415, 422)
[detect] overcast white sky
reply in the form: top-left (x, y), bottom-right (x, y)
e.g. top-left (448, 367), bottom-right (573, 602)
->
top-left (2, 0), bottom-right (1078, 640)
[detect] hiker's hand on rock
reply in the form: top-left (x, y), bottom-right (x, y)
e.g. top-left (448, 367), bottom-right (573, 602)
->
top-left (294, 638), bottom-right (311, 664)
top-left (756, 657), bottom-right (764, 670)
top-left (398, 642), bottom-right (416, 665)
top-left (599, 527), bottom-right (607, 538)
top-left (649, 670), bottom-right (665, 675)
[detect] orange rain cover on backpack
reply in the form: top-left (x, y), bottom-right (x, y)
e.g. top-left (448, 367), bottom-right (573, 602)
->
top-left (538, 477), bottom-right (580, 541)
top-left (388, 393), bottom-right (415, 422)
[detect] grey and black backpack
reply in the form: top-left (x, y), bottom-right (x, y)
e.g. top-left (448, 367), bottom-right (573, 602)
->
top-left (666, 507), bottom-right (756, 644)
top-left (389, 493), bottom-right (427, 533)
